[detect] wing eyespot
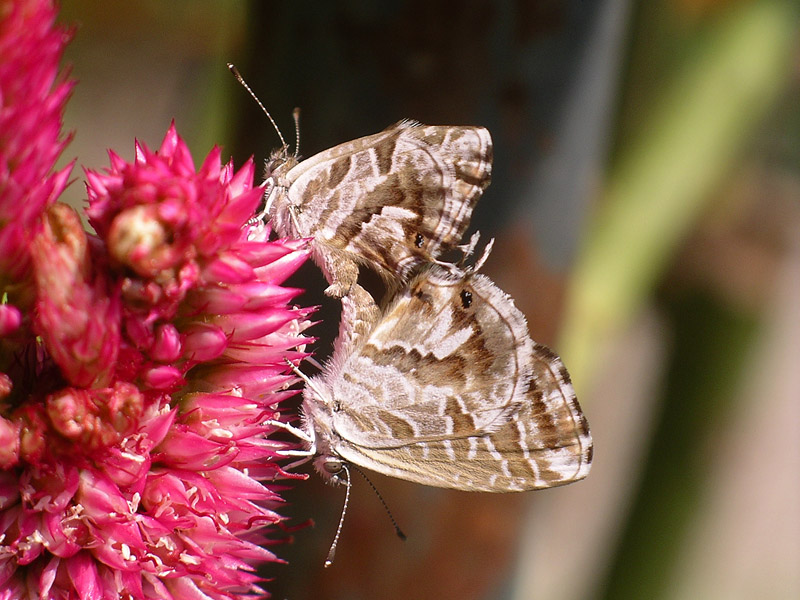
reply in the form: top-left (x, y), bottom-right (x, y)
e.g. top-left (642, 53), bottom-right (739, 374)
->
top-left (460, 289), bottom-right (473, 309)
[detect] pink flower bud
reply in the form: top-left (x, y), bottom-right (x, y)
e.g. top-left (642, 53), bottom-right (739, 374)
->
top-left (108, 205), bottom-right (173, 277)
top-left (0, 305), bottom-right (22, 336)
top-left (141, 365), bottom-right (183, 390)
top-left (150, 323), bottom-right (182, 362)
top-left (182, 323), bottom-right (228, 362)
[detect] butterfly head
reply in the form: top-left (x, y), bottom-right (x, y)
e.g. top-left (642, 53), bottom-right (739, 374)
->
top-left (300, 379), bottom-right (349, 484)
top-left (262, 149), bottom-right (299, 219)
top-left (264, 145), bottom-right (294, 175)
top-left (263, 147), bottom-right (297, 183)
top-left (314, 454), bottom-right (349, 486)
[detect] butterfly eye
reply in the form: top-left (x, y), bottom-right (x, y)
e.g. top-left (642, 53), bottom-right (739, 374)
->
top-left (322, 457), bottom-right (344, 475)
top-left (460, 289), bottom-right (473, 308)
top-left (414, 233), bottom-right (424, 248)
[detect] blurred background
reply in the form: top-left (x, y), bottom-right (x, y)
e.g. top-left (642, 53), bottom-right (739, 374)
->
top-left (58, 1), bottom-right (799, 598)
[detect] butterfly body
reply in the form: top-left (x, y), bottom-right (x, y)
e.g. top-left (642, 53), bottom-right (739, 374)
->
top-left (264, 121), bottom-right (492, 297)
top-left (301, 265), bottom-right (592, 492)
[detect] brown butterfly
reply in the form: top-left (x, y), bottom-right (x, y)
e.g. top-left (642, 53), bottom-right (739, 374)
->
top-left (262, 121), bottom-right (492, 297)
top-left (297, 243), bottom-right (592, 492)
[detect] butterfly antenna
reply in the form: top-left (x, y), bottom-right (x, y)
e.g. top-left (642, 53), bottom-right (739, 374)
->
top-left (324, 463), bottom-right (351, 567)
top-left (227, 63), bottom-right (288, 151)
top-left (292, 107), bottom-right (302, 159)
top-left (283, 358), bottom-right (328, 401)
top-left (350, 464), bottom-right (407, 541)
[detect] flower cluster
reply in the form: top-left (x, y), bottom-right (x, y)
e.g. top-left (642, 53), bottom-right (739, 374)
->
top-left (0, 0), bottom-right (73, 323)
top-left (1, 1), bottom-right (312, 598)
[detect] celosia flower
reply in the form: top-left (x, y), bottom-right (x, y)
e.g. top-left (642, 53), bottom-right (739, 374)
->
top-left (1, 3), bottom-right (314, 597)
top-left (3, 124), bottom-right (313, 597)
top-left (0, 0), bottom-right (73, 314)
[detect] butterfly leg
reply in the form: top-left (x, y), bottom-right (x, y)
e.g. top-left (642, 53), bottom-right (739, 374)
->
top-left (281, 455), bottom-right (314, 471)
top-left (263, 419), bottom-right (315, 475)
top-left (245, 178), bottom-right (282, 227)
top-left (434, 235), bottom-right (495, 275)
top-left (456, 230), bottom-right (481, 260)
top-left (324, 263), bottom-right (359, 298)
top-left (314, 246), bottom-right (359, 298)
top-left (265, 417), bottom-right (318, 472)
top-left (336, 283), bottom-right (380, 355)
top-left (264, 418), bottom-right (315, 447)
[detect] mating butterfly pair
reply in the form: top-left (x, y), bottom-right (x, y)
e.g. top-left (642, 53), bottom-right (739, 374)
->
top-left (260, 120), bottom-right (592, 493)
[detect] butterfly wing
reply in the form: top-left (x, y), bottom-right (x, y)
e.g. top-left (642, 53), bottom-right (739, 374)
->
top-left (317, 266), bottom-right (592, 491)
top-left (272, 122), bottom-right (492, 288)
top-left (330, 282), bottom-right (380, 358)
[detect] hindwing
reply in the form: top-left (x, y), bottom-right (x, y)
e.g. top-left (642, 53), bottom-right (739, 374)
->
top-left (302, 265), bottom-right (592, 492)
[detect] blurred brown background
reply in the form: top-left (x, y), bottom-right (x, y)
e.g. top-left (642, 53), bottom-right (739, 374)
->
top-left (59, 1), bottom-right (799, 598)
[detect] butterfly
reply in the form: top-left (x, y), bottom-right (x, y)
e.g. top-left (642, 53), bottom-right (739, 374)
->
top-left (262, 121), bottom-right (492, 298)
top-left (293, 242), bottom-right (592, 493)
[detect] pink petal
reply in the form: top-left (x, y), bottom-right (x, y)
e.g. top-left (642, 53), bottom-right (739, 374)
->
top-left (182, 324), bottom-right (228, 362)
top-left (142, 366), bottom-right (184, 390)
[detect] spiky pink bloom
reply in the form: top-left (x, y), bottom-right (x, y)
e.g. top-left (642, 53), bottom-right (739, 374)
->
top-left (0, 2), bottom-right (314, 591)
top-left (2, 121), bottom-right (314, 598)
top-left (0, 0), bottom-right (73, 313)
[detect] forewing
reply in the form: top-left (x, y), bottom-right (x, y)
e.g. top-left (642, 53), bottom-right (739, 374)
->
top-left (326, 266), bottom-right (592, 491)
top-left (284, 122), bottom-right (492, 281)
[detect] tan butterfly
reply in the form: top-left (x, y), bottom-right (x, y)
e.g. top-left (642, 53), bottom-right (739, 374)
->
top-left (262, 121), bottom-right (492, 297)
top-left (293, 242), bottom-right (592, 492)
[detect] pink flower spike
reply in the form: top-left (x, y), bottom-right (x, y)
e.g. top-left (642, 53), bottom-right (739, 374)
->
top-left (226, 157), bottom-right (256, 197)
top-left (2, 109), bottom-right (312, 598)
top-left (236, 237), bottom-right (311, 268)
top-left (0, 0), bottom-right (74, 315)
top-left (215, 308), bottom-right (304, 343)
top-left (242, 283), bottom-right (305, 309)
top-left (198, 365), bottom-right (297, 397)
top-left (2, 3), bottom-right (314, 594)
top-left (254, 247), bottom-right (313, 285)
top-left (203, 252), bottom-right (257, 284)
top-left (185, 285), bottom-right (249, 313)
top-left (218, 182), bottom-right (263, 226)
top-left (157, 121), bottom-right (182, 158)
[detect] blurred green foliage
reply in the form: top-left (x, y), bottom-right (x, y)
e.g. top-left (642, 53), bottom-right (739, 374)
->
top-left (561, 0), bottom-right (797, 389)
top-left (599, 291), bottom-right (759, 598)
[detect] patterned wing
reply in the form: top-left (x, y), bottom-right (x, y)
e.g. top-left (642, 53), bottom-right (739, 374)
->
top-left (270, 122), bottom-right (492, 289)
top-left (330, 283), bottom-right (380, 359)
top-left (316, 266), bottom-right (592, 491)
